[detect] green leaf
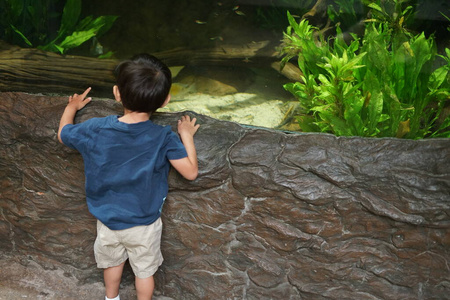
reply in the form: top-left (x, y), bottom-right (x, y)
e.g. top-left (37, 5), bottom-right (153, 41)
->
top-left (428, 67), bottom-right (448, 91)
top-left (95, 15), bottom-right (118, 37)
top-left (327, 5), bottom-right (337, 23)
top-left (328, 115), bottom-right (352, 136)
top-left (286, 11), bottom-right (298, 33)
top-left (58, 0), bottom-right (81, 39)
top-left (98, 51), bottom-right (115, 59)
top-left (38, 43), bottom-right (65, 54)
top-left (362, 69), bottom-right (384, 134)
top-left (368, 90), bottom-right (383, 131)
top-left (296, 115), bottom-right (321, 132)
top-left (10, 24), bottom-right (32, 46)
top-left (284, 82), bottom-right (308, 100)
top-left (429, 115), bottom-right (450, 138)
top-left (70, 15), bottom-right (118, 41)
top-left (75, 15), bottom-right (94, 31)
top-left (310, 104), bottom-right (332, 114)
top-left (54, 14), bottom-right (117, 53)
top-left (345, 92), bottom-right (364, 115)
top-left (57, 30), bottom-right (97, 52)
top-left (368, 3), bottom-right (383, 13)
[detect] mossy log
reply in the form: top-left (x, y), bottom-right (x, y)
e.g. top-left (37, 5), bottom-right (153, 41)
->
top-left (0, 41), bottom-right (285, 97)
top-left (0, 42), bottom-right (117, 96)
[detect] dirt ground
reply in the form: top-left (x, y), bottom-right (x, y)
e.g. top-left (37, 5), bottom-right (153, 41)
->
top-left (0, 258), bottom-right (172, 300)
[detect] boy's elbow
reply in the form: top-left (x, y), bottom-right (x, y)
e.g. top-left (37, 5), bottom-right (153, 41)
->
top-left (183, 169), bottom-right (198, 181)
top-left (181, 169), bottom-right (198, 180)
top-left (57, 132), bottom-right (66, 145)
top-left (57, 126), bottom-right (65, 144)
top-left (171, 159), bottom-right (198, 180)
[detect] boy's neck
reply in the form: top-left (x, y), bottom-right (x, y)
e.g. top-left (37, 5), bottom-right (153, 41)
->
top-left (118, 109), bottom-right (151, 124)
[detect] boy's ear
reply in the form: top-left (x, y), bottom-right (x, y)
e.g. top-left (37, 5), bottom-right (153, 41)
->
top-left (113, 85), bottom-right (121, 102)
top-left (161, 94), bottom-right (171, 108)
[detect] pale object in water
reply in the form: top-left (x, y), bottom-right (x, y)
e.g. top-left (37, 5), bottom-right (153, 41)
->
top-left (169, 66), bottom-right (184, 78)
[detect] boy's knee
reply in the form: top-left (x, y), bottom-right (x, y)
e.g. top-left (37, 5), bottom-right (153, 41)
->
top-left (135, 275), bottom-right (155, 299)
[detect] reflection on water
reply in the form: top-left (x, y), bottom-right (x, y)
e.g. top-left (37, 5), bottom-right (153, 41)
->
top-left (1, 0), bottom-right (449, 130)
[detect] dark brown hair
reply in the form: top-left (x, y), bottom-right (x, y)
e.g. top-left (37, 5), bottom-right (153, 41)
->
top-left (114, 54), bottom-right (172, 113)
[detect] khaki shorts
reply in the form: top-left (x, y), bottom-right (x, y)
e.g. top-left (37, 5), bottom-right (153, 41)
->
top-left (94, 218), bottom-right (163, 278)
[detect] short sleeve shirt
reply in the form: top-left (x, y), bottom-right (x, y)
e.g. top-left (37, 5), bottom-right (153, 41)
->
top-left (61, 115), bottom-right (187, 230)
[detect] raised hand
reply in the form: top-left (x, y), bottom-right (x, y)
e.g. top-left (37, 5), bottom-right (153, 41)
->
top-left (67, 87), bottom-right (92, 111)
top-left (58, 87), bottom-right (92, 143)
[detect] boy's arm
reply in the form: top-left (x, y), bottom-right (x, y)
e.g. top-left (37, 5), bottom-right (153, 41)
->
top-left (170, 115), bottom-right (200, 181)
top-left (57, 87), bottom-right (92, 144)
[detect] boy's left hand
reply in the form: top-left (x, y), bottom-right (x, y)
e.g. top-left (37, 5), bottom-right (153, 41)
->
top-left (67, 87), bottom-right (92, 111)
top-left (177, 115), bottom-right (200, 138)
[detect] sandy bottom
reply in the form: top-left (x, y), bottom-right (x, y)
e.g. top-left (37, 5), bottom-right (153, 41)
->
top-left (160, 66), bottom-right (299, 131)
top-left (162, 92), bottom-right (289, 129)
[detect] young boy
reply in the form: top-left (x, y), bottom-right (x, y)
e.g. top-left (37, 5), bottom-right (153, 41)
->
top-left (57, 54), bottom-right (199, 300)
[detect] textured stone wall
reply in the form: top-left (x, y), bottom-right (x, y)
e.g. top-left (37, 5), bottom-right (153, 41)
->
top-left (1, 92), bottom-right (449, 299)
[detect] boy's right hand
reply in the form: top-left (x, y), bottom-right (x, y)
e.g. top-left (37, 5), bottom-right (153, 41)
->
top-left (58, 87), bottom-right (92, 144)
top-left (67, 87), bottom-right (92, 111)
top-left (177, 115), bottom-right (200, 137)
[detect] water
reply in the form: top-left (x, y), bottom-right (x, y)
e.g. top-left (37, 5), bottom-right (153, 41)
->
top-left (1, 0), bottom-right (449, 131)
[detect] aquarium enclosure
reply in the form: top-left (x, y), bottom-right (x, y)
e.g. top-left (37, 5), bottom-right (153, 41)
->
top-left (1, 0), bottom-right (449, 138)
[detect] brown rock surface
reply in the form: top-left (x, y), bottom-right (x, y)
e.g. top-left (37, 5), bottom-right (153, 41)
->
top-left (0, 92), bottom-right (449, 299)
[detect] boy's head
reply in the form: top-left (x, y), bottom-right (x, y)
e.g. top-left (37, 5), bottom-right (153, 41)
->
top-left (114, 53), bottom-right (172, 113)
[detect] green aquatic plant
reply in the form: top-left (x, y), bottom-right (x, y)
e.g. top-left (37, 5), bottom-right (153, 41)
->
top-left (0, 0), bottom-right (117, 55)
top-left (363, 0), bottom-right (416, 36)
top-left (280, 10), bottom-right (449, 139)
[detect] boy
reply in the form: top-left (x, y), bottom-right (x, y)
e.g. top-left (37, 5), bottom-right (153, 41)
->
top-left (57, 54), bottom-right (199, 300)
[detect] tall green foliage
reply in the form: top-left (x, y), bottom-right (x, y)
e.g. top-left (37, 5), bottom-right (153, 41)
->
top-left (364, 0), bottom-right (416, 35)
top-left (280, 9), bottom-right (449, 139)
top-left (0, 0), bottom-right (117, 55)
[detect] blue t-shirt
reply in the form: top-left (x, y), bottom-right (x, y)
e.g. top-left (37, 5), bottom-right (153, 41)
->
top-left (61, 115), bottom-right (187, 230)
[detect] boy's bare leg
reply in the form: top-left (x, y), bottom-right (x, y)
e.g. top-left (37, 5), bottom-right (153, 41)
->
top-left (135, 275), bottom-right (155, 300)
top-left (104, 261), bottom-right (126, 299)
